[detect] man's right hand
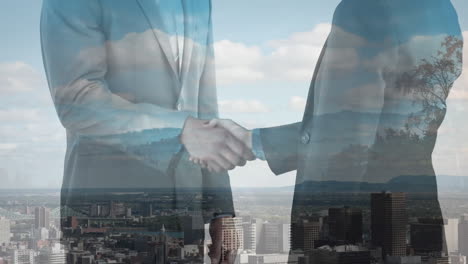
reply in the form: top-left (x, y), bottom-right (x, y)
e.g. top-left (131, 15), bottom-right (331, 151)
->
top-left (180, 117), bottom-right (255, 173)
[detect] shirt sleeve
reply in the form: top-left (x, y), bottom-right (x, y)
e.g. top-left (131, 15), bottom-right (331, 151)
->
top-left (252, 128), bottom-right (266, 160)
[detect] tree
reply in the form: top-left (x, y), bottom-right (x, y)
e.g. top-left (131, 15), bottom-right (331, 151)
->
top-left (396, 36), bottom-right (463, 137)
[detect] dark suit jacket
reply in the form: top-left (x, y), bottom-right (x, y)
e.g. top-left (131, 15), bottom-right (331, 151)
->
top-left (260, 0), bottom-right (463, 252)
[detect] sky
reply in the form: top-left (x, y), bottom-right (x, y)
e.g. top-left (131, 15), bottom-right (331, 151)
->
top-left (0, 0), bottom-right (467, 188)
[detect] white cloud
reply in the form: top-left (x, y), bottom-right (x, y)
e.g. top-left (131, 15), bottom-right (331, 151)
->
top-left (81, 29), bottom-right (209, 72)
top-left (214, 23), bottom-right (332, 85)
top-left (264, 24), bottom-right (331, 81)
top-left (0, 144), bottom-right (17, 151)
top-left (449, 31), bottom-right (468, 101)
top-left (289, 96), bottom-right (307, 112)
top-left (0, 108), bottom-right (41, 122)
top-left (214, 40), bottom-right (264, 85)
top-left (0, 62), bottom-right (43, 94)
top-left (433, 31), bottom-right (468, 177)
top-left (0, 60), bottom-right (67, 188)
top-left (450, 88), bottom-right (468, 101)
top-left (269, 24), bottom-right (331, 48)
top-left (219, 99), bottom-right (269, 113)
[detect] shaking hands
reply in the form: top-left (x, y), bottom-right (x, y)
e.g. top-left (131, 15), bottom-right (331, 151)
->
top-left (180, 117), bottom-right (255, 172)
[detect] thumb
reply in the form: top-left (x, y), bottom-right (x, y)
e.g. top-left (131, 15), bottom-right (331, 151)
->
top-left (205, 118), bottom-right (219, 128)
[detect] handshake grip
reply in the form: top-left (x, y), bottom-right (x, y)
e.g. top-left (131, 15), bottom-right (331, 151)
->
top-left (180, 117), bottom-right (255, 173)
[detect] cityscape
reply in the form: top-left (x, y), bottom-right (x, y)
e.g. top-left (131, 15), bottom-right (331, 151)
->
top-left (0, 187), bottom-right (467, 264)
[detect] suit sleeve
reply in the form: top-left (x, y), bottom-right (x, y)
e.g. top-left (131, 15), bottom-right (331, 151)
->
top-left (198, 3), bottom-right (236, 222)
top-left (259, 122), bottom-right (302, 175)
top-left (40, 0), bottom-right (192, 144)
top-left (197, 2), bottom-right (218, 120)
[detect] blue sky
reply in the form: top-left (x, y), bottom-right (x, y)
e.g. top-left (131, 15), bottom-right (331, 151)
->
top-left (0, 0), bottom-right (467, 188)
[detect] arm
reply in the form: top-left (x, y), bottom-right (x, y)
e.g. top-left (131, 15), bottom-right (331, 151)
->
top-left (259, 122), bottom-right (302, 175)
top-left (201, 119), bottom-right (301, 175)
top-left (40, 0), bottom-right (191, 146)
top-left (198, 6), bottom-right (218, 121)
top-left (198, 3), bottom-right (236, 221)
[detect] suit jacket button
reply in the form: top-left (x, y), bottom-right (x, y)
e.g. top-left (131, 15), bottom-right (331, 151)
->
top-left (301, 132), bottom-right (310, 144)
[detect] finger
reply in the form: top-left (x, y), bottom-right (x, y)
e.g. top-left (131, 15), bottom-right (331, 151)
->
top-left (244, 149), bottom-right (256, 161)
top-left (200, 159), bottom-right (209, 168)
top-left (210, 119), bottom-right (239, 133)
top-left (206, 160), bottom-right (224, 173)
top-left (211, 153), bottom-right (236, 171)
top-left (220, 147), bottom-right (246, 168)
top-left (189, 157), bottom-right (201, 165)
top-left (191, 157), bottom-right (210, 169)
top-left (206, 118), bottom-right (219, 128)
top-left (217, 119), bottom-right (241, 136)
top-left (225, 134), bottom-right (255, 162)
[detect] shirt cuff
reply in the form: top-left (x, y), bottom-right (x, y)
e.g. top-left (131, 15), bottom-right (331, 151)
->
top-left (252, 128), bottom-right (266, 160)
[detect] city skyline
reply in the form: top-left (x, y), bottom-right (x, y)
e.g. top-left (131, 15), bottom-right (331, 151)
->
top-left (0, 190), bottom-right (467, 263)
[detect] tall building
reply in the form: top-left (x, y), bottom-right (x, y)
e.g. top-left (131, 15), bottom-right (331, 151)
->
top-left (34, 207), bottom-right (50, 229)
top-left (248, 254), bottom-right (290, 264)
top-left (143, 203), bottom-right (153, 217)
top-left (449, 254), bottom-right (466, 264)
top-left (179, 215), bottom-right (204, 245)
top-left (427, 256), bottom-right (450, 264)
top-left (410, 218), bottom-right (444, 255)
top-left (243, 222), bottom-right (257, 251)
top-left (328, 207), bottom-right (363, 244)
top-left (291, 219), bottom-right (321, 252)
top-left (10, 249), bottom-right (35, 264)
top-left (386, 256), bottom-right (422, 264)
top-left (444, 218), bottom-right (459, 254)
top-left (0, 217), bottom-right (10, 245)
top-left (459, 215), bottom-right (468, 257)
top-left (221, 217), bottom-right (244, 258)
top-left (155, 225), bottom-right (168, 264)
top-left (90, 204), bottom-right (102, 217)
top-left (38, 243), bottom-right (66, 264)
top-left (110, 201), bottom-right (126, 217)
top-left (305, 245), bottom-right (371, 264)
top-left (126, 207), bottom-right (132, 217)
top-left (261, 223), bottom-right (290, 253)
top-left (242, 218), bottom-right (266, 253)
top-left (35, 227), bottom-right (49, 240)
top-left (371, 192), bottom-right (407, 257)
top-left (65, 216), bottom-right (78, 229)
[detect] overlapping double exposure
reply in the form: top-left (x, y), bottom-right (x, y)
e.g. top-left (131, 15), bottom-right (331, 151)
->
top-left (41, 0), bottom-right (234, 263)
top-left (0, 0), bottom-right (465, 263)
top-left (257, 0), bottom-right (463, 263)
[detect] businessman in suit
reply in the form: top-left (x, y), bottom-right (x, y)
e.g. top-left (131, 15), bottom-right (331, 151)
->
top-left (41, 0), bottom-right (251, 263)
top-left (200, 0), bottom-right (463, 259)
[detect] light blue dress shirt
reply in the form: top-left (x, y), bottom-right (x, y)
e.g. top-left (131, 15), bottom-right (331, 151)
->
top-left (252, 129), bottom-right (266, 160)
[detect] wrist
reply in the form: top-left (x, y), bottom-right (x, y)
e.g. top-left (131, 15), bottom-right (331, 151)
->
top-left (180, 116), bottom-right (202, 145)
top-left (245, 130), bottom-right (253, 149)
top-left (180, 117), bottom-right (192, 145)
